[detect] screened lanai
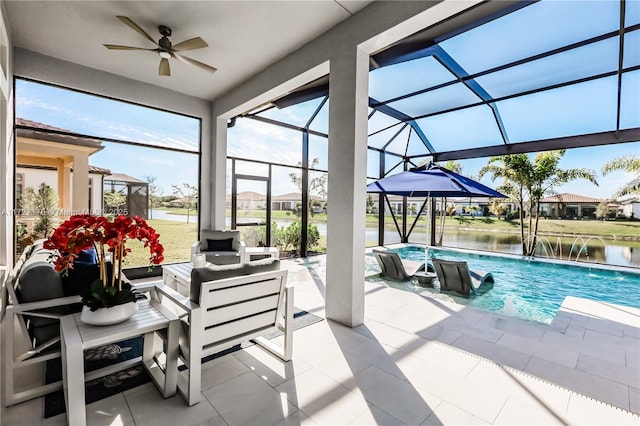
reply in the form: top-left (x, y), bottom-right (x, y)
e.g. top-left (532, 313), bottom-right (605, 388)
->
top-left (228, 0), bottom-right (639, 252)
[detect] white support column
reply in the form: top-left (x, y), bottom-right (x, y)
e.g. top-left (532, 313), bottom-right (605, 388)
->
top-left (206, 116), bottom-right (227, 230)
top-left (325, 46), bottom-right (369, 327)
top-left (71, 153), bottom-right (89, 213)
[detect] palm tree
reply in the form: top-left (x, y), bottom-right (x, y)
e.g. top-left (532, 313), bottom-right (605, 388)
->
top-left (479, 153), bottom-right (532, 255)
top-left (480, 150), bottom-right (598, 256)
top-left (602, 155), bottom-right (640, 197)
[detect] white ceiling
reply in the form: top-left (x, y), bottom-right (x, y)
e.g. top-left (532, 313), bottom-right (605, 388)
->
top-left (4, 1), bottom-right (372, 100)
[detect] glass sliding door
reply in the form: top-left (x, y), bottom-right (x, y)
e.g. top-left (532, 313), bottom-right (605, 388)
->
top-left (232, 174), bottom-right (271, 247)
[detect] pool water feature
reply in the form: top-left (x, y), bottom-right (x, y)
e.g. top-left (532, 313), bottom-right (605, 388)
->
top-left (367, 246), bottom-right (640, 324)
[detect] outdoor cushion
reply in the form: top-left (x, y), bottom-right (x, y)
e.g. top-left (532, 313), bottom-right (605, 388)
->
top-left (199, 230), bottom-right (240, 252)
top-left (15, 247), bottom-right (69, 346)
top-left (206, 238), bottom-right (234, 252)
top-left (190, 258), bottom-right (280, 303)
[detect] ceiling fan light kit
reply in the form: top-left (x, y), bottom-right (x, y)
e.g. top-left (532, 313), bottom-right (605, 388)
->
top-left (104, 16), bottom-right (217, 77)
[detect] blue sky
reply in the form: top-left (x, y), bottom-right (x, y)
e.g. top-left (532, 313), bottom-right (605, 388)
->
top-left (14, 0), bottom-right (640, 200)
top-left (16, 79), bottom-right (199, 196)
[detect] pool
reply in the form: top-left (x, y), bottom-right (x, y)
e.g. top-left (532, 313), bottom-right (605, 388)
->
top-left (367, 245), bottom-right (640, 324)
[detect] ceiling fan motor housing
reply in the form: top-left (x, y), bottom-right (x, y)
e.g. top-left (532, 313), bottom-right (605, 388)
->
top-left (158, 25), bottom-right (172, 52)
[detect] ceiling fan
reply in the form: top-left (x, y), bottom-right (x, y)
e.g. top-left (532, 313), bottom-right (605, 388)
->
top-left (104, 16), bottom-right (217, 77)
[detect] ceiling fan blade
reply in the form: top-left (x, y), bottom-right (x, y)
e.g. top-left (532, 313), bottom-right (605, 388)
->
top-left (117, 16), bottom-right (157, 45)
top-left (173, 53), bottom-right (217, 74)
top-left (172, 37), bottom-right (208, 52)
top-left (104, 44), bottom-right (156, 51)
top-left (159, 58), bottom-right (171, 76)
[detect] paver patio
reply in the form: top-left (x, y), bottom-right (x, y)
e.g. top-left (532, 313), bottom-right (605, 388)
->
top-left (2, 255), bottom-right (638, 425)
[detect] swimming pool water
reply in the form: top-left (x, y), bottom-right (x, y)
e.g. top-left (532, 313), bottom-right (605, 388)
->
top-left (369, 246), bottom-right (640, 324)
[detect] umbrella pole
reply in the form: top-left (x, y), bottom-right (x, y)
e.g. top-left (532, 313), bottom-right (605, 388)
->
top-left (430, 196), bottom-right (437, 247)
top-left (407, 198), bottom-right (428, 240)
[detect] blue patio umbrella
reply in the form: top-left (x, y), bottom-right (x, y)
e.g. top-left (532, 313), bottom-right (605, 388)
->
top-left (366, 163), bottom-right (506, 244)
top-left (367, 163), bottom-right (506, 198)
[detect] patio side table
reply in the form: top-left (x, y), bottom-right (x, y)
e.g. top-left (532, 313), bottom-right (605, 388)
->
top-left (242, 246), bottom-right (279, 263)
top-left (60, 296), bottom-right (180, 426)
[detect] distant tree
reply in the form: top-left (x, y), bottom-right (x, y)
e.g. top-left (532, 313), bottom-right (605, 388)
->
top-left (172, 183), bottom-right (198, 224)
top-left (104, 191), bottom-right (127, 214)
top-left (22, 183), bottom-right (58, 239)
top-left (489, 200), bottom-right (509, 219)
top-left (289, 158), bottom-right (327, 216)
top-left (442, 160), bottom-right (463, 174)
top-left (145, 176), bottom-right (162, 219)
top-left (602, 155), bottom-right (640, 197)
top-left (596, 200), bottom-right (611, 220)
top-left (366, 195), bottom-right (375, 214)
top-left (466, 205), bottom-right (480, 217)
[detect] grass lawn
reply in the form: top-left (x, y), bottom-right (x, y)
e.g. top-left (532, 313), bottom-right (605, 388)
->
top-left (367, 215), bottom-right (640, 240)
top-left (124, 219), bottom-right (197, 267)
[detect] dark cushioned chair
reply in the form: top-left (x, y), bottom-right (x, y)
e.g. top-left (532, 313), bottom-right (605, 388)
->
top-left (431, 257), bottom-right (494, 296)
top-left (372, 249), bottom-right (426, 281)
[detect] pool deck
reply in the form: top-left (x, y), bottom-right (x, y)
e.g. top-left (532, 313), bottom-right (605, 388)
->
top-left (2, 255), bottom-right (639, 425)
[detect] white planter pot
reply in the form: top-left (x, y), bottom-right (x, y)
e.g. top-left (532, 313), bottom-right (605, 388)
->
top-left (80, 301), bottom-right (139, 326)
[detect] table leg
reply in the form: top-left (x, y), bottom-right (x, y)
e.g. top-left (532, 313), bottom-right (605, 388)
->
top-left (164, 318), bottom-right (179, 396)
top-left (142, 322), bottom-right (178, 398)
top-left (60, 316), bottom-right (86, 426)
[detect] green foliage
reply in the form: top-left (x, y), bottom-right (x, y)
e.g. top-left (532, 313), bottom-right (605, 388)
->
top-left (442, 160), bottom-right (463, 174)
top-left (22, 183), bottom-right (58, 239)
top-left (273, 221), bottom-right (320, 254)
top-left (596, 200), bottom-right (612, 220)
top-left (104, 191), bottom-right (127, 209)
top-left (81, 279), bottom-right (145, 311)
top-left (602, 155), bottom-right (640, 197)
top-left (489, 200), bottom-right (509, 218)
top-left (479, 150), bottom-right (598, 256)
top-left (366, 195), bottom-right (375, 214)
top-left (240, 225), bottom-right (267, 247)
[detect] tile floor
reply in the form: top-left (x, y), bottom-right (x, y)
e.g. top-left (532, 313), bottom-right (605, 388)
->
top-left (2, 256), bottom-right (639, 425)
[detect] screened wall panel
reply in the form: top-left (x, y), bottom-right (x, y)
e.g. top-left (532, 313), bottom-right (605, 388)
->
top-left (308, 134), bottom-right (328, 170)
top-left (623, 30), bottom-right (640, 69)
top-left (309, 99), bottom-right (329, 133)
top-left (368, 111), bottom-right (402, 134)
top-left (368, 123), bottom-right (407, 150)
top-left (370, 56), bottom-right (455, 102)
top-left (228, 119), bottom-right (302, 166)
top-left (496, 76), bottom-right (618, 143)
top-left (415, 105), bottom-right (504, 151)
top-left (259, 97), bottom-right (325, 128)
top-left (387, 83), bottom-right (481, 118)
top-left (439, 1), bottom-right (621, 75)
top-left (620, 71), bottom-right (640, 129)
top-left (474, 37), bottom-right (620, 99)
